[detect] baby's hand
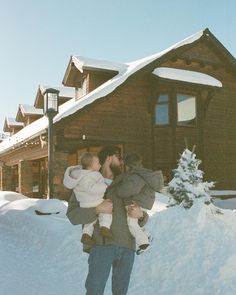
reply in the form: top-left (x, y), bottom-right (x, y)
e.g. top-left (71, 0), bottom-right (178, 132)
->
top-left (127, 202), bottom-right (144, 219)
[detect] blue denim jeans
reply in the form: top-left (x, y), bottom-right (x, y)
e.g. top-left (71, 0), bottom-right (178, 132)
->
top-left (85, 245), bottom-right (135, 295)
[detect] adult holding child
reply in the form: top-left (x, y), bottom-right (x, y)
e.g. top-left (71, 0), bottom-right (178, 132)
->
top-left (64, 146), bottom-right (151, 295)
top-left (63, 152), bottom-right (112, 246)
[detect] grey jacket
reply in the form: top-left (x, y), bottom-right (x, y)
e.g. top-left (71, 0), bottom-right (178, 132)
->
top-left (106, 167), bottom-right (164, 210)
top-left (66, 188), bottom-right (148, 252)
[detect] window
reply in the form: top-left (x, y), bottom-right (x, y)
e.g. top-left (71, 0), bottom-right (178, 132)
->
top-left (81, 77), bottom-right (87, 96)
top-left (75, 76), bottom-right (87, 100)
top-left (155, 94), bottom-right (169, 125)
top-left (177, 94), bottom-right (196, 126)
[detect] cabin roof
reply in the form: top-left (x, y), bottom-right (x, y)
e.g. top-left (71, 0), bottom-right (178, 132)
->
top-left (19, 104), bottom-right (43, 116)
top-left (15, 104), bottom-right (43, 123)
top-left (34, 85), bottom-right (74, 108)
top-left (38, 85), bottom-right (75, 98)
top-left (3, 117), bottom-right (24, 133)
top-left (5, 117), bottom-right (24, 127)
top-left (71, 56), bottom-right (127, 73)
top-left (0, 28), bottom-right (234, 153)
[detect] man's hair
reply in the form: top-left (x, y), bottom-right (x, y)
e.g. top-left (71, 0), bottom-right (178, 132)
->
top-left (124, 152), bottom-right (143, 168)
top-left (98, 145), bottom-right (121, 165)
top-left (80, 152), bottom-right (94, 169)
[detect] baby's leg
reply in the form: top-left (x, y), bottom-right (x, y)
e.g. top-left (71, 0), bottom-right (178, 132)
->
top-left (98, 213), bottom-right (112, 228)
top-left (127, 216), bottom-right (149, 247)
top-left (81, 220), bottom-right (97, 245)
top-left (83, 220), bottom-right (97, 236)
top-left (98, 213), bottom-right (113, 238)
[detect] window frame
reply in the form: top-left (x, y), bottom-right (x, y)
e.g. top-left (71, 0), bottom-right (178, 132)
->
top-left (154, 89), bottom-right (198, 128)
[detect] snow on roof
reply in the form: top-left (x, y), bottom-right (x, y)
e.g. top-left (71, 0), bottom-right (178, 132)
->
top-left (6, 117), bottom-right (24, 127)
top-left (20, 104), bottom-right (43, 116)
top-left (152, 67), bottom-right (222, 87)
top-left (55, 30), bottom-right (204, 122)
top-left (0, 30), bottom-right (204, 153)
top-left (72, 56), bottom-right (127, 73)
top-left (1, 116), bottom-right (48, 150)
top-left (0, 132), bottom-right (9, 140)
top-left (39, 85), bottom-right (74, 98)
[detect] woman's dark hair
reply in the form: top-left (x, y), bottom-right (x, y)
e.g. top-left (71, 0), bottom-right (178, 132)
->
top-left (98, 145), bottom-right (121, 165)
top-left (124, 152), bottom-right (143, 168)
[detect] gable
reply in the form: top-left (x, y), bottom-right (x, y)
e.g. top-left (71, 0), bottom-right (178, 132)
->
top-left (158, 35), bottom-right (236, 77)
top-left (180, 41), bottom-right (225, 67)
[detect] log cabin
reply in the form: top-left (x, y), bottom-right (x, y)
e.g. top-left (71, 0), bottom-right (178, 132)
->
top-left (0, 28), bottom-right (236, 200)
top-left (3, 117), bottom-right (24, 135)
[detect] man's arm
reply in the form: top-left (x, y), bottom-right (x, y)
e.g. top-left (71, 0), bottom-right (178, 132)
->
top-left (66, 192), bottom-right (113, 225)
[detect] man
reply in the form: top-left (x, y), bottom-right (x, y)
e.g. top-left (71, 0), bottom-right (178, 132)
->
top-left (65, 146), bottom-right (148, 295)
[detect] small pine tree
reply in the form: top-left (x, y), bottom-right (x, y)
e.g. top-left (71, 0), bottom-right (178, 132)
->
top-left (168, 148), bottom-right (215, 209)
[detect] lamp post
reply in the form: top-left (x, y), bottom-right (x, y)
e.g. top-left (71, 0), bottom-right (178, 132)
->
top-left (43, 88), bottom-right (59, 199)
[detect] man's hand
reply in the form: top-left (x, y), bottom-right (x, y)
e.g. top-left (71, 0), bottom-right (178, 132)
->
top-left (96, 199), bottom-right (113, 214)
top-left (127, 203), bottom-right (144, 219)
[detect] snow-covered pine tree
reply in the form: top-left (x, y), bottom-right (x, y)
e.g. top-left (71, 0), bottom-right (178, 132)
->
top-left (168, 148), bottom-right (215, 209)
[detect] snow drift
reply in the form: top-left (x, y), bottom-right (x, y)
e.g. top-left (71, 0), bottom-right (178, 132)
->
top-left (0, 192), bottom-right (236, 295)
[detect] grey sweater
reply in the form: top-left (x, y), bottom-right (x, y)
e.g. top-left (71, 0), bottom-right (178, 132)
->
top-left (66, 182), bottom-right (148, 251)
top-left (107, 167), bottom-right (164, 210)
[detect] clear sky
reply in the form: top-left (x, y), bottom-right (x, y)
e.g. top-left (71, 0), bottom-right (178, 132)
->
top-left (1, 0), bottom-right (236, 131)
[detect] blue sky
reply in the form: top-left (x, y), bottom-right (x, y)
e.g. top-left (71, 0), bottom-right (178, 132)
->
top-left (0, 0), bottom-right (236, 131)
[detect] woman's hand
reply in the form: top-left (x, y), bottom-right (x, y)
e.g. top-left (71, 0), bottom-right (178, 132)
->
top-left (96, 199), bottom-right (113, 214)
top-left (127, 202), bottom-right (144, 219)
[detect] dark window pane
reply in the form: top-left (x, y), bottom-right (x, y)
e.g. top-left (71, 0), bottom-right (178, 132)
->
top-left (155, 104), bottom-right (169, 125)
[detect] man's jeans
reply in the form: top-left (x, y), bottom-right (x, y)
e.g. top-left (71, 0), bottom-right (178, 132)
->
top-left (85, 244), bottom-right (135, 295)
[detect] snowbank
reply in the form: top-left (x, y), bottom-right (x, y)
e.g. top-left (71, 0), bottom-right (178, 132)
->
top-left (0, 191), bottom-right (28, 206)
top-left (0, 192), bottom-right (236, 295)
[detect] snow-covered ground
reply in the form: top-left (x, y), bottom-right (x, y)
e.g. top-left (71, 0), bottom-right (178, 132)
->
top-left (0, 191), bottom-right (236, 295)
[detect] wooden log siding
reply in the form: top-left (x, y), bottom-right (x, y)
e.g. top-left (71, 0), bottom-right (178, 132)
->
top-left (88, 71), bottom-right (118, 93)
top-left (203, 83), bottom-right (236, 189)
top-left (62, 76), bottom-right (153, 167)
top-left (1, 140), bottom-right (48, 166)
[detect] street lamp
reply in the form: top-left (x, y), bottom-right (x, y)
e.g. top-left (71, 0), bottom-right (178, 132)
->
top-left (43, 88), bottom-right (59, 199)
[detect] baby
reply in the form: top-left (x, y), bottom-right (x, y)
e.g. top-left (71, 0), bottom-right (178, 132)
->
top-left (107, 152), bottom-right (164, 254)
top-left (63, 152), bottom-right (112, 245)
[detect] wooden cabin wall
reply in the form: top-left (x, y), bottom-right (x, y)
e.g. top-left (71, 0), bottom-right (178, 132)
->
top-left (157, 42), bottom-right (236, 189)
top-left (203, 72), bottom-right (236, 189)
top-left (88, 71), bottom-right (117, 93)
top-left (62, 74), bottom-right (153, 167)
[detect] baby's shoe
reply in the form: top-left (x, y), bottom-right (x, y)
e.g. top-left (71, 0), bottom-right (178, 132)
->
top-left (136, 243), bottom-right (150, 255)
top-left (81, 233), bottom-right (95, 246)
top-left (136, 236), bottom-right (153, 255)
top-left (99, 226), bottom-right (113, 238)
